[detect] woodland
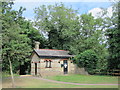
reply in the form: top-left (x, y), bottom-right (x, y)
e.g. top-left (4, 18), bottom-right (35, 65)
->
top-left (1, 1), bottom-right (120, 76)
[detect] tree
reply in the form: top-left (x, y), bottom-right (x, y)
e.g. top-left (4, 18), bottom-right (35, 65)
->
top-left (107, 28), bottom-right (120, 69)
top-left (74, 50), bottom-right (99, 74)
top-left (70, 13), bottom-right (108, 72)
top-left (34, 3), bottom-right (108, 73)
top-left (34, 3), bottom-right (79, 50)
top-left (2, 1), bottom-right (32, 75)
top-left (2, 1), bottom-right (46, 75)
top-left (2, 2), bottom-right (34, 87)
top-left (70, 13), bottom-right (106, 53)
top-left (105, 1), bottom-right (120, 69)
top-left (18, 20), bottom-right (46, 49)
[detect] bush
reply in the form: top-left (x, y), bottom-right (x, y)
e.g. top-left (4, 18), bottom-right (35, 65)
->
top-left (74, 49), bottom-right (99, 74)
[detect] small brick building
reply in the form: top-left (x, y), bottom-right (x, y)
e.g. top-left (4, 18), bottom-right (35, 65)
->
top-left (31, 42), bottom-right (88, 77)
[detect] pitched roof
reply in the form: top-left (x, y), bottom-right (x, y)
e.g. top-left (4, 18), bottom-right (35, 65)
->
top-left (34, 49), bottom-right (74, 58)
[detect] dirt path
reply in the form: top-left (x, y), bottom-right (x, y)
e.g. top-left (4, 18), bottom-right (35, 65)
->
top-left (21, 76), bottom-right (118, 86)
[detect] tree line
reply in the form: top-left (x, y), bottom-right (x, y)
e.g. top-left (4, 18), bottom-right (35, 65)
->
top-left (1, 1), bottom-right (120, 75)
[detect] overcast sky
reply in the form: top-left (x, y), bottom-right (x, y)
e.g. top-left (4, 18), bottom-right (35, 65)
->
top-left (12, 0), bottom-right (113, 20)
top-left (14, 0), bottom-right (114, 2)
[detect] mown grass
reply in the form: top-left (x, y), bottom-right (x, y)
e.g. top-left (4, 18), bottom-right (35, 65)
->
top-left (46, 74), bottom-right (118, 84)
top-left (2, 74), bottom-right (119, 88)
top-left (2, 76), bottom-right (80, 88)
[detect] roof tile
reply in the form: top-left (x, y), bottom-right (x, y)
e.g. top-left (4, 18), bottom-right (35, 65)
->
top-left (34, 49), bottom-right (74, 58)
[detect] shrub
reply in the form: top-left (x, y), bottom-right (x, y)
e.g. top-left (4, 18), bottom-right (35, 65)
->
top-left (74, 49), bottom-right (99, 74)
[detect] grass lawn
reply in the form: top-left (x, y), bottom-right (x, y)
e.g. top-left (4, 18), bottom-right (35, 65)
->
top-left (2, 72), bottom-right (20, 78)
top-left (45, 74), bottom-right (119, 88)
top-left (2, 74), bottom-right (119, 88)
top-left (46, 74), bottom-right (118, 84)
top-left (2, 76), bottom-right (80, 88)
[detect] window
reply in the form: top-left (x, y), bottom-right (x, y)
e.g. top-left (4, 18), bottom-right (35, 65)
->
top-left (45, 60), bottom-right (52, 68)
top-left (45, 61), bottom-right (48, 68)
top-left (49, 61), bottom-right (52, 68)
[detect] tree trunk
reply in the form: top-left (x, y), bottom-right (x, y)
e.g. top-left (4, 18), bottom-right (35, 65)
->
top-left (8, 59), bottom-right (15, 88)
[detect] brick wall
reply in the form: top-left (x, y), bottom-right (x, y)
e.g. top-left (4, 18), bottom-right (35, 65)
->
top-left (31, 53), bottom-right (88, 76)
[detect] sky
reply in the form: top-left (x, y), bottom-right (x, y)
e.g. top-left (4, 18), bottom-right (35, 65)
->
top-left (12, 0), bottom-right (114, 20)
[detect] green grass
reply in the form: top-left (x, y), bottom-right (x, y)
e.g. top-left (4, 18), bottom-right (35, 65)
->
top-left (2, 71), bottom-right (31, 78)
top-left (46, 74), bottom-right (118, 84)
top-left (2, 72), bottom-right (20, 78)
top-left (2, 75), bottom-right (119, 88)
top-left (2, 77), bottom-right (80, 88)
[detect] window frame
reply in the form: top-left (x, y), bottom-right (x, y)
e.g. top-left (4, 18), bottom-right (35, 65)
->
top-left (45, 59), bottom-right (52, 68)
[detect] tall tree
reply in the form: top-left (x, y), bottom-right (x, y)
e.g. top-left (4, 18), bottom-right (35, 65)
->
top-left (2, 1), bottom-right (32, 75)
top-left (17, 19), bottom-right (46, 49)
top-left (2, 0), bottom-right (46, 75)
top-left (34, 3), bottom-right (79, 50)
top-left (70, 14), bottom-right (106, 54)
top-left (34, 3), bottom-right (108, 73)
top-left (106, 1), bottom-right (120, 69)
top-left (71, 13), bottom-right (108, 72)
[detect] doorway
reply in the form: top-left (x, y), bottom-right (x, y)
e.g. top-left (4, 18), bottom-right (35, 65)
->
top-left (63, 60), bottom-right (68, 74)
top-left (35, 63), bottom-right (37, 75)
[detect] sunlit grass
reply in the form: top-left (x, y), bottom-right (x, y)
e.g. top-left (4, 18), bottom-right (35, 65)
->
top-left (46, 74), bottom-right (118, 84)
top-left (2, 77), bottom-right (79, 88)
top-left (2, 74), bottom-right (118, 88)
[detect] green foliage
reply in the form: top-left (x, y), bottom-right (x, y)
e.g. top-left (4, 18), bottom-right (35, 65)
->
top-left (105, 2), bottom-right (120, 69)
top-left (2, 1), bottom-right (32, 73)
top-left (2, 1), bottom-right (119, 75)
top-left (2, 1), bottom-right (45, 74)
top-left (2, 71), bottom-right (20, 78)
top-left (106, 27), bottom-right (120, 69)
top-left (70, 13), bottom-right (106, 54)
top-left (34, 3), bottom-right (109, 74)
top-left (16, 19), bottom-right (46, 48)
top-left (74, 50), bottom-right (99, 74)
top-left (34, 3), bottom-right (79, 50)
top-left (70, 13), bottom-right (108, 72)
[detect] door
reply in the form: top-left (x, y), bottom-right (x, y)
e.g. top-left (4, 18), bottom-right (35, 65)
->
top-left (63, 60), bottom-right (68, 74)
top-left (35, 63), bottom-right (37, 75)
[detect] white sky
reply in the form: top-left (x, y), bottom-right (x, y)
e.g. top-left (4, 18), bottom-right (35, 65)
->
top-left (13, 0), bottom-right (114, 2)
top-left (11, 0), bottom-right (114, 20)
top-left (88, 6), bottom-right (113, 18)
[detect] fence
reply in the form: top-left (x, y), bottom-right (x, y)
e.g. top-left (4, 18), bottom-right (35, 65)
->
top-left (95, 69), bottom-right (120, 76)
